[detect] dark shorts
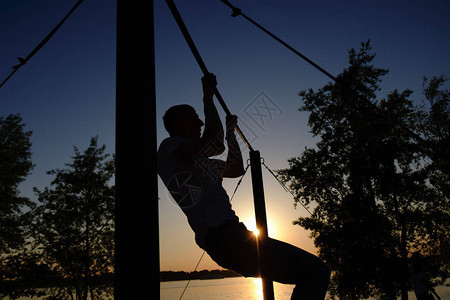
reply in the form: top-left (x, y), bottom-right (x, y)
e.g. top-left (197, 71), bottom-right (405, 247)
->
top-left (203, 220), bottom-right (330, 286)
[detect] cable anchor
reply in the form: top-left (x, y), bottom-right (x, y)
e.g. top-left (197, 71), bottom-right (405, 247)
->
top-left (13, 57), bottom-right (27, 70)
top-left (231, 7), bottom-right (241, 17)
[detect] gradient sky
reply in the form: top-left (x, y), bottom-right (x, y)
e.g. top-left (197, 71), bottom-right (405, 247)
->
top-left (1, 0), bottom-right (449, 272)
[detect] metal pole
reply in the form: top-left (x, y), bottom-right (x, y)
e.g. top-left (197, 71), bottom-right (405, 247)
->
top-left (115, 0), bottom-right (159, 298)
top-left (250, 150), bottom-right (275, 300)
top-left (166, 2), bottom-right (274, 298)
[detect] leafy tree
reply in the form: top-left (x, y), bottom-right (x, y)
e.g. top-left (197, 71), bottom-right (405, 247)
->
top-left (0, 113), bottom-right (34, 253)
top-left (418, 75), bottom-right (450, 193)
top-left (0, 114), bottom-right (36, 298)
top-left (278, 41), bottom-right (449, 299)
top-left (414, 75), bottom-right (450, 285)
top-left (33, 136), bottom-right (115, 300)
top-left (0, 248), bottom-right (55, 299)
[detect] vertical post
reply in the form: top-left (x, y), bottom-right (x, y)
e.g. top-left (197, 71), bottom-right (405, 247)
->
top-left (249, 150), bottom-right (275, 300)
top-left (115, 0), bottom-right (159, 299)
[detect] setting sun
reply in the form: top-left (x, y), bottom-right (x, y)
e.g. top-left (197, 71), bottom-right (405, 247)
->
top-left (252, 228), bottom-right (260, 237)
top-left (244, 218), bottom-right (260, 237)
top-left (243, 216), bottom-right (279, 239)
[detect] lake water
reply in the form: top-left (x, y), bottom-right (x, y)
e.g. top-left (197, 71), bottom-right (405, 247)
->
top-left (8, 277), bottom-right (450, 299)
top-left (161, 277), bottom-right (293, 300)
top-left (161, 277), bottom-right (450, 300)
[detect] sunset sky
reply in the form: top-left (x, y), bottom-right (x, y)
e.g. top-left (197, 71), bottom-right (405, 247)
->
top-left (1, 0), bottom-right (449, 272)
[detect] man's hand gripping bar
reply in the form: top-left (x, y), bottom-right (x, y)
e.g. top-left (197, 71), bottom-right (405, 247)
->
top-left (166, 0), bottom-right (254, 152)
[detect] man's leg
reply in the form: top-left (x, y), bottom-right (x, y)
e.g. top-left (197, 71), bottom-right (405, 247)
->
top-left (259, 237), bottom-right (330, 300)
top-left (204, 221), bottom-right (330, 300)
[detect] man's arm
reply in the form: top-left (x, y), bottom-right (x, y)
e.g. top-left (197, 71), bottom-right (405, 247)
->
top-left (221, 115), bottom-right (245, 178)
top-left (174, 74), bottom-right (225, 160)
top-left (200, 73), bottom-right (225, 156)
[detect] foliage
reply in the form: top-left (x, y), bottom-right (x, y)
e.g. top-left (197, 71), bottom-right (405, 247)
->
top-left (0, 113), bottom-right (36, 298)
top-left (32, 136), bottom-right (115, 300)
top-left (0, 113), bottom-right (34, 254)
top-left (278, 41), bottom-right (449, 299)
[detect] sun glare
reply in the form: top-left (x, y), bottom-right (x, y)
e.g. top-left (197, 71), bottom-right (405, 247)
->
top-left (252, 277), bottom-right (263, 300)
top-left (244, 219), bottom-right (260, 237)
top-left (252, 228), bottom-right (260, 237)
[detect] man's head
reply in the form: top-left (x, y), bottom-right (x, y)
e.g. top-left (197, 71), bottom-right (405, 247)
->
top-left (163, 104), bottom-right (204, 138)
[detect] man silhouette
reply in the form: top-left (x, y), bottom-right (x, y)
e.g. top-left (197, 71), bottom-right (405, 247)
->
top-left (158, 73), bottom-right (330, 299)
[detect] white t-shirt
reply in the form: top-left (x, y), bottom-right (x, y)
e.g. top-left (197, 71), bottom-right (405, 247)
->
top-left (157, 136), bottom-right (239, 248)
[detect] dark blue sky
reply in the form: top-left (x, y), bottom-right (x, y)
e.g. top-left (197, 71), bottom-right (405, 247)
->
top-left (1, 0), bottom-right (449, 270)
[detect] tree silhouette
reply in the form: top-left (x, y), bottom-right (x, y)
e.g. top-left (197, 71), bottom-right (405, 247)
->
top-left (278, 41), bottom-right (449, 299)
top-left (33, 136), bottom-right (115, 300)
top-left (0, 114), bottom-right (35, 298)
top-left (0, 114), bottom-right (34, 253)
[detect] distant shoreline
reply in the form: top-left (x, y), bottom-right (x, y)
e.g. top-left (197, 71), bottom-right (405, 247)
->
top-left (160, 269), bottom-right (242, 282)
